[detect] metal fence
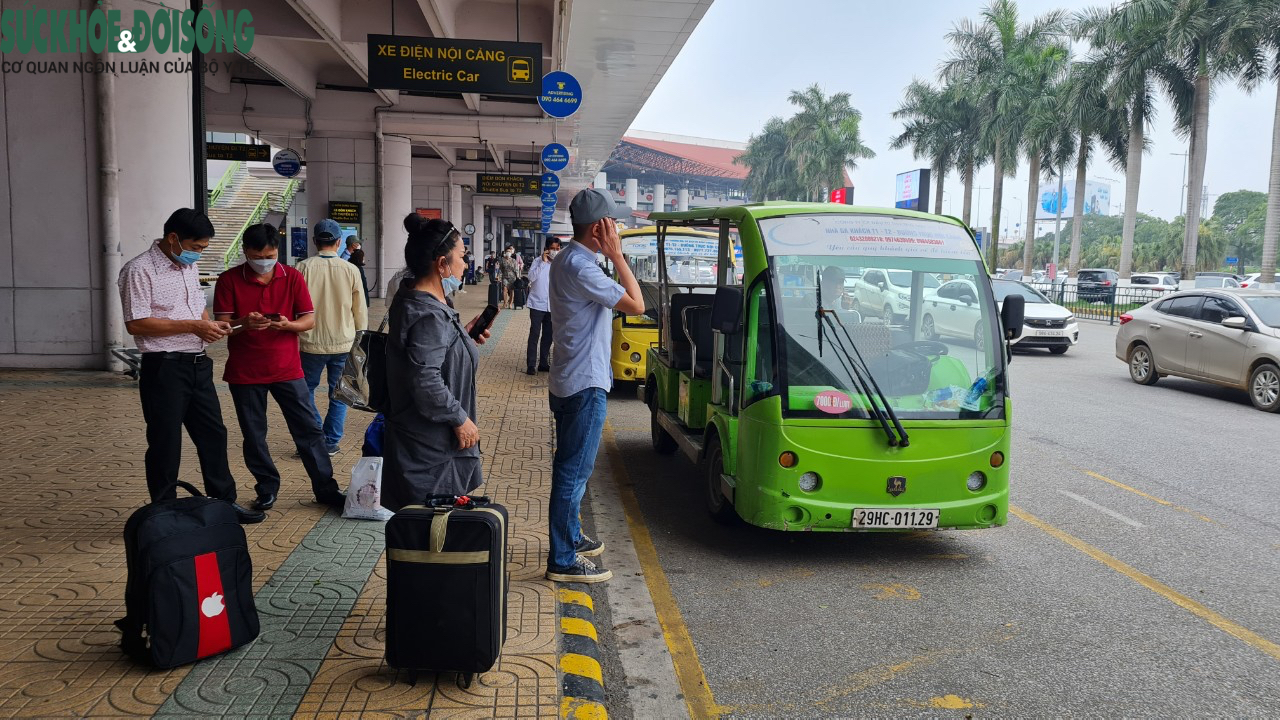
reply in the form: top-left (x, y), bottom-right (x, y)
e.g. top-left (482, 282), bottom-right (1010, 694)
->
top-left (1026, 282), bottom-right (1172, 325)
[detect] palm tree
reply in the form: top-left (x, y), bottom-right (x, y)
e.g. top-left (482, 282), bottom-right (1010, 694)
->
top-left (1163, 0), bottom-right (1231, 273)
top-left (1219, 0), bottom-right (1280, 287)
top-left (737, 117), bottom-right (804, 201)
top-left (1018, 59), bottom-right (1072, 272)
top-left (1076, 2), bottom-right (1190, 278)
top-left (1060, 58), bottom-right (1129, 275)
top-left (943, 0), bottom-right (1069, 269)
top-left (785, 84), bottom-right (876, 201)
top-left (890, 80), bottom-right (966, 215)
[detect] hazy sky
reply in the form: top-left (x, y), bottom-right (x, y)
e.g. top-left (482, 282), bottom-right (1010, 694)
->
top-left (628, 0), bottom-right (1274, 234)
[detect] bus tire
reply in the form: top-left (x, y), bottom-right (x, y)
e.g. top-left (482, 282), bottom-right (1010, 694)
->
top-left (704, 443), bottom-right (738, 524)
top-left (649, 386), bottom-right (677, 455)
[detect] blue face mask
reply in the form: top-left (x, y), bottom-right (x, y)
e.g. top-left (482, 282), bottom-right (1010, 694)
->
top-left (442, 275), bottom-right (462, 295)
top-left (168, 238), bottom-right (202, 266)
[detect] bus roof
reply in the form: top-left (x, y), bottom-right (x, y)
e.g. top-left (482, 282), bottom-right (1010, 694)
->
top-left (648, 201), bottom-right (969, 231)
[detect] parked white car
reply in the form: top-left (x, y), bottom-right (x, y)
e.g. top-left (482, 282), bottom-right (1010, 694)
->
top-left (1123, 272), bottom-right (1181, 302)
top-left (921, 278), bottom-right (1078, 354)
top-left (849, 268), bottom-right (940, 322)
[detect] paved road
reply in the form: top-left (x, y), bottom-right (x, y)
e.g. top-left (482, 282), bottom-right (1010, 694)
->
top-left (599, 320), bottom-right (1280, 717)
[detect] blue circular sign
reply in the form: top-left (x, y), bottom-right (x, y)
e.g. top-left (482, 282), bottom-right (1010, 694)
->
top-left (542, 208), bottom-right (555, 219)
top-left (540, 172), bottom-right (561, 194)
top-left (541, 192), bottom-right (558, 207)
top-left (539, 71), bottom-right (582, 119)
top-left (272, 148), bottom-right (302, 178)
top-left (542, 143), bottom-right (570, 171)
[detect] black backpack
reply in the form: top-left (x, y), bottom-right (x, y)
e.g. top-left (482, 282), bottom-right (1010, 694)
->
top-left (116, 482), bottom-right (259, 668)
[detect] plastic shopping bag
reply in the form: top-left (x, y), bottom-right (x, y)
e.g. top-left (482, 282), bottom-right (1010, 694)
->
top-left (343, 457), bottom-right (394, 521)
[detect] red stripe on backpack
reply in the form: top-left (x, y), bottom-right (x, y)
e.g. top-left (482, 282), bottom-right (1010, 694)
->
top-left (194, 552), bottom-right (232, 658)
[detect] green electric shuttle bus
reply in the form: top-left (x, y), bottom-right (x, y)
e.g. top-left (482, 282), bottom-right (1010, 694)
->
top-left (644, 203), bottom-right (1025, 531)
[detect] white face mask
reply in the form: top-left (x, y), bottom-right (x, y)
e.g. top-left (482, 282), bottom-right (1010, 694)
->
top-left (505, 250), bottom-right (514, 257)
top-left (248, 258), bottom-right (277, 274)
top-left (549, 249), bottom-right (560, 259)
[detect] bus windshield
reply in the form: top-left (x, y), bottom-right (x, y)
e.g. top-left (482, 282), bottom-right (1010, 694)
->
top-left (760, 214), bottom-right (1003, 421)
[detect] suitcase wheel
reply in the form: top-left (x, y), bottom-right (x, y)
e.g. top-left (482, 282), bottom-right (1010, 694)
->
top-left (457, 672), bottom-right (473, 690)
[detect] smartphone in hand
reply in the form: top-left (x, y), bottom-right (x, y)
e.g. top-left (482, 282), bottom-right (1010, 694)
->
top-left (468, 304), bottom-right (500, 340)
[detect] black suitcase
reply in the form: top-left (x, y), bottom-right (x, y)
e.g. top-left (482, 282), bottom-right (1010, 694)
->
top-left (513, 285), bottom-right (527, 308)
top-left (487, 281), bottom-right (502, 306)
top-left (385, 495), bottom-right (508, 686)
top-left (117, 482), bottom-right (259, 668)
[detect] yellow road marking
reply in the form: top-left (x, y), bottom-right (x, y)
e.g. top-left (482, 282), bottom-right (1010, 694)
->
top-left (930, 695), bottom-right (977, 709)
top-left (557, 588), bottom-right (594, 611)
top-left (861, 583), bottom-right (922, 601)
top-left (561, 617), bottom-right (599, 641)
top-left (1080, 469), bottom-right (1216, 524)
top-left (1010, 504), bottom-right (1280, 662)
top-left (560, 697), bottom-right (608, 720)
top-left (604, 422), bottom-right (726, 719)
top-left (560, 653), bottom-right (604, 684)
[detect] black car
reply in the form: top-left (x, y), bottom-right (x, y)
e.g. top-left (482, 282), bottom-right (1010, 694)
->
top-left (1077, 268), bottom-right (1119, 302)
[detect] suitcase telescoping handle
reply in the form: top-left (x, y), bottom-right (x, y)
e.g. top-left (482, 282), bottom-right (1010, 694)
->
top-left (422, 494), bottom-right (490, 509)
top-left (177, 481), bottom-right (203, 498)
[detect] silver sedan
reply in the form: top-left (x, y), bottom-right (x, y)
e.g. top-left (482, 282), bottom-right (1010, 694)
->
top-left (1115, 289), bottom-right (1280, 412)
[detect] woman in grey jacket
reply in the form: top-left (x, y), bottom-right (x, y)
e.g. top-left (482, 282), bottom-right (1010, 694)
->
top-left (381, 220), bottom-right (492, 511)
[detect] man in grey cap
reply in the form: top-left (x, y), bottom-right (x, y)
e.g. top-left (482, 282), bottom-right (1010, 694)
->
top-left (544, 188), bottom-right (644, 583)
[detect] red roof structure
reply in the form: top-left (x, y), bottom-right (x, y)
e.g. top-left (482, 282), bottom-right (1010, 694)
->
top-left (619, 136), bottom-right (748, 179)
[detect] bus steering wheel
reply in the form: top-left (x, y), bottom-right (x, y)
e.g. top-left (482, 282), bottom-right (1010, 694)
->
top-left (894, 340), bottom-right (950, 357)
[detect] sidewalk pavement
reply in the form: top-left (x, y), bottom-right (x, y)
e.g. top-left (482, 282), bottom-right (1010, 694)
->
top-left (0, 284), bottom-right (567, 718)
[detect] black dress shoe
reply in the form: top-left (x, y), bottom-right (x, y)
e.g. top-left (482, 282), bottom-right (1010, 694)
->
top-left (251, 493), bottom-right (277, 512)
top-left (537, 365), bottom-right (550, 372)
top-left (525, 367), bottom-right (536, 375)
top-left (230, 503), bottom-right (266, 524)
top-left (316, 491), bottom-right (346, 511)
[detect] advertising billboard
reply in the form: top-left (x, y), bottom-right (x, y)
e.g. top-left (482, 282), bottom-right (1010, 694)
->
top-left (1036, 180), bottom-right (1111, 220)
top-left (894, 169), bottom-right (931, 211)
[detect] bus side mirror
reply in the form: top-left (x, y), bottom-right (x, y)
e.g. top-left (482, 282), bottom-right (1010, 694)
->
top-left (1001, 294), bottom-right (1025, 340)
top-left (711, 287), bottom-right (743, 334)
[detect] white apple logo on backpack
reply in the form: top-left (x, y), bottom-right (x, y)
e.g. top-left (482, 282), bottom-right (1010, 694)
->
top-left (201, 592), bottom-right (225, 618)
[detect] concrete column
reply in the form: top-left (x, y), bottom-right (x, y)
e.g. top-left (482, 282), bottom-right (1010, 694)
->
top-left (0, 0), bottom-right (190, 368)
top-left (678, 188), bottom-right (690, 212)
top-left (594, 172), bottom-right (608, 190)
top-left (625, 178), bottom-right (639, 210)
top-left (450, 184), bottom-right (464, 230)
top-left (653, 183), bottom-right (665, 212)
top-left (379, 135), bottom-right (412, 294)
top-left (473, 198), bottom-right (489, 255)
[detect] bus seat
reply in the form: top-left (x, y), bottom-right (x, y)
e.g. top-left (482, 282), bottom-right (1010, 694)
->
top-left (668, 294), bottom-right (711, 370)
top-left (843, 323), bottom-right (893, 360)
top-left (682, 305), bottom-right (715, 379)
top-left (928, 355), bottom-right (971, 390)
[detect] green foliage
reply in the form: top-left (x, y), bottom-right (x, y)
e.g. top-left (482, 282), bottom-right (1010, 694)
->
top-left (997, 210), bottom-right (1242, 272)
top-left (736, 85), bottom-right (874, 202)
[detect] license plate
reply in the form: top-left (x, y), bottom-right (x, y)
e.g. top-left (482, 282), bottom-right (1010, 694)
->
top-left (852, 508), bottom-right (939, 529)
top-left (1036, 329), bottom-right (1064, 336)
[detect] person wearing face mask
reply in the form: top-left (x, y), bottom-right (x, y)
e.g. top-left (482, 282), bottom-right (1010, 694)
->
top-left (499, 246), bottom-right (520, 309)
top-left (118, 208), bottom-right (263, 523)
top-left (524, 238), bottom-right (561, 375)
top-left (214, 224), bottom-right (347, 514)
top-left (381, 220), bottom-right (493, 509)
top-left (296, 219), bottom-right (369, 456)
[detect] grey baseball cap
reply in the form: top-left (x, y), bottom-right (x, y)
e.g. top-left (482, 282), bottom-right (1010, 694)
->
top-left (569, 188), bottom-right (624, 226)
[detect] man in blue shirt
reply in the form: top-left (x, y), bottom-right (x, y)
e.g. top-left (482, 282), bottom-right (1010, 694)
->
top-left (546, 189), bottom-right (643, 583)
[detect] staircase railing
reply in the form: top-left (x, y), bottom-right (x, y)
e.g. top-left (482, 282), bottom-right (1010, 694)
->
top-left (208, 161), bottom-right (241, 206)
top-left (221, 180), bottom-right (302, 270)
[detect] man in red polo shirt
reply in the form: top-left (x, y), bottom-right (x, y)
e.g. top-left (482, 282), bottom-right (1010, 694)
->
top-left (214, 224), bottom-right (346, 513)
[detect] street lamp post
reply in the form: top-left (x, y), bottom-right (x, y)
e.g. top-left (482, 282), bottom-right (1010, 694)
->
top-left (1172, 152), bottom-right (1189, 217)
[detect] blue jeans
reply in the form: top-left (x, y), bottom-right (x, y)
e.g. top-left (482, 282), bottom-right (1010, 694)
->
top-left (301, 352), bottom-right (348, 448)
top-left (548, 387), bottom-right (608, 569)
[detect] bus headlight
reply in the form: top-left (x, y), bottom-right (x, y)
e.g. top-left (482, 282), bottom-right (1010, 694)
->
top-left (621, 342), bottom-right (631, 351)
top-left (967, 471), bottom-right (987, 492)
top-left (798, 472), bottom-right (822, 493)
top-left (630, 352), bottom-right (642, 363)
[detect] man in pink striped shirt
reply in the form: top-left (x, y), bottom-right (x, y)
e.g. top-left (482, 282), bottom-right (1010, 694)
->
top-left (118, 208), bottom-right (264, 524)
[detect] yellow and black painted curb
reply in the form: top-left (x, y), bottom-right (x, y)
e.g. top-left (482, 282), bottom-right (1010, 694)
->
top-left (557, 585), bottom-right (608, 720)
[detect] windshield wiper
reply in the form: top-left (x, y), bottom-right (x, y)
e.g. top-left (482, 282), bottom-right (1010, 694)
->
top-left (814, 301), bottom-right (907, 447)
top-left (819, 311), bottom-right (911, 445)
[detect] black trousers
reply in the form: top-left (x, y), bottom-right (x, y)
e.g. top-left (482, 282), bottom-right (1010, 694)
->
top-left (138, 353), bottom-right (238, 503)
top-left (527, 308), bottom-right (553, 370)
top-left (228, 379), bottom-right (341, 501)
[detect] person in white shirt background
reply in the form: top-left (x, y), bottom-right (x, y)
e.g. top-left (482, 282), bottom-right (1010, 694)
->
top-left (524, 238), bottom-right (561, 375)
